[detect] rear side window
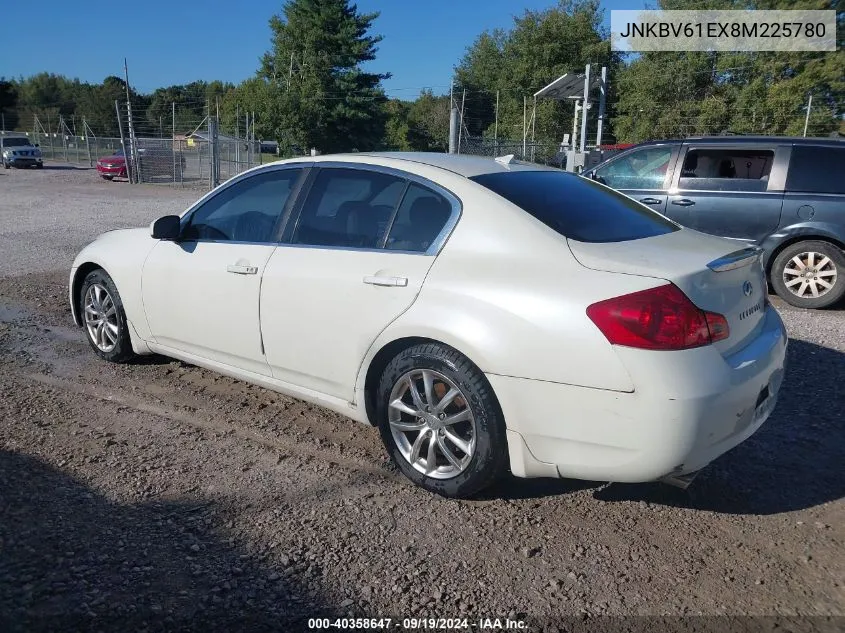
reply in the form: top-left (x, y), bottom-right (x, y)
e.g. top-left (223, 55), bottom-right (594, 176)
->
top-left (385, 183), bottom-right (452, 252)
top-left (678, 148), bottom-right (774, 192)
top-left (471, 171), bottom-right (678, 243)
top-left (786, 146), bottom-right (845, 194)
top-left (293, 168), bottom-right (405, 248)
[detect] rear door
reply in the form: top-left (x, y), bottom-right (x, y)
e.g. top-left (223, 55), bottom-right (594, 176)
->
top-left (666, 144), bottom-right (788, 243)
top-left (260, 164), bottom-right (460, 400)
top-left (590, 144), bottom-right (679, 214)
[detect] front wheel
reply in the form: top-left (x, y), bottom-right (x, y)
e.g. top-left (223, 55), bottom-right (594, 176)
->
top-left (79, 269), bottom-right (136, 363)
top-left (376, 343), bottom-right (508, 498)
top-left (770, 241), bottom-right (845, 309)
top-left (101, 175), bottom-right (114, 181)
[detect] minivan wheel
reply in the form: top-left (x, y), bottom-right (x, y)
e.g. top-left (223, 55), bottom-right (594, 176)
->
top-left (376, 343), bottom-right (508, 498)
top-left (771, 241), bottom-right (845, 309)
top-left (79, 269), bottom-right (136, 363)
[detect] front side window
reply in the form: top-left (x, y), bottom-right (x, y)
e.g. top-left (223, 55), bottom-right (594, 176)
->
top-left (385, 184), bottom-right (453, 252)
top-left (293, 168), bottom-right (405, 248)
top-left (471, 170), bottom-right (678, 243)
top-left (182, 169), bottom-right (302, 242)
top-left (593, 146), bottom-right (672, 190)
top-left (678, 148), bottom-right (774, 192)
top-left (786, 146), bottom-right (845, 195)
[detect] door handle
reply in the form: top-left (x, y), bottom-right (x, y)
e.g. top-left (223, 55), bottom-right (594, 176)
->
top-left (671, 198), bottom-right (695, 207)
top-left (227, 264), bottom-right (258, 275)
top-left (363, 275), bottom-right (408, 287)
top-left (639, 197), bottom-right (662, 205)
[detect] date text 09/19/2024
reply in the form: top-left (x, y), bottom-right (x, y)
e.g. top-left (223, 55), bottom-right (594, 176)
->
top-left (307, 617), bottom-right (527, 630)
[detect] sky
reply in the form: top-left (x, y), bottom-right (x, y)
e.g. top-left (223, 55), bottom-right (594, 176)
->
top-left (0, 0), bottom-right (645, 100)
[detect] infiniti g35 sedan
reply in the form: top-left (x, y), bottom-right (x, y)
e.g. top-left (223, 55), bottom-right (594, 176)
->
top-left (69, 152), bottom-right (787, 498)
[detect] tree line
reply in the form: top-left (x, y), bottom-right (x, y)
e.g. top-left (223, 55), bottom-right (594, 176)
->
top-left (1, 0), bottom-right (842, 153)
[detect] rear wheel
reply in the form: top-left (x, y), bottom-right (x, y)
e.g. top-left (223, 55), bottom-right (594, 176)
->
top-left (101, 175), bottom-right (114, 181)
top-left (771, 240), bottom-right (845, 309)
top-left (79, 269), bottom-right (136, 363)
top-left (376, 343), bottom-right (508, 498)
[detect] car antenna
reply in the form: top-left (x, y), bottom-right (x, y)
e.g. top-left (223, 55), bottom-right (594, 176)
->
top-left (495, 154), bottom-right (516, 165)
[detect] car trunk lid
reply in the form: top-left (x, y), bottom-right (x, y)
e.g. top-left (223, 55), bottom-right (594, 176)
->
top-left (568, 229), bottom-right (768, 356)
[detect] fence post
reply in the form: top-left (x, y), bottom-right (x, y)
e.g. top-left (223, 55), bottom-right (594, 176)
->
top-left (115, 100), bottom-right (132, 183)
top-left (84, 118), bottom-right (91, 166)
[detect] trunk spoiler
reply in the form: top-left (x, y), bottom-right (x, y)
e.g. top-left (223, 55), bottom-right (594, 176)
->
top-left (706, 246), bottom-right (763, 273)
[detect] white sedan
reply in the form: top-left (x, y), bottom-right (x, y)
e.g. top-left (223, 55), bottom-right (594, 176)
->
top-left (69, 152), bottom-right (787, 498)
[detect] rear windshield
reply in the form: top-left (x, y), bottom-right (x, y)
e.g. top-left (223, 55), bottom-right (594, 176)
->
top-left (470, 170), bottom-right (679, 243)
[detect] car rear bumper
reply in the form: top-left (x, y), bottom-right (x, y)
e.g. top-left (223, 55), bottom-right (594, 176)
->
top-left (493, 306), bottom-right (788, 483)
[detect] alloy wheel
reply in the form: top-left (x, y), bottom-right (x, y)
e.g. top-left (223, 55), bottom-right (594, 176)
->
top-left (387, 369), bottom-right (476, 479)
top-left (84, 283), bottom-right (119, 352)
top-left (782, 251), bottom-right (838, 299)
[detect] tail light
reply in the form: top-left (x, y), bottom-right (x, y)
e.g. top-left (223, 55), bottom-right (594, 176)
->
top-left (587, 284), bottom-right (729, 351)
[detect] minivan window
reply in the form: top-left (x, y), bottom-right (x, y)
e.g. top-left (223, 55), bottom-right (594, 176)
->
top-left (471, 171), bottom-right (679, 243)
top-left (592, 146), bottom-right (672, 190)
top-left (786, 146), bottom-right (845, 195)
top-left (678, 149), bottom-right (774, 192)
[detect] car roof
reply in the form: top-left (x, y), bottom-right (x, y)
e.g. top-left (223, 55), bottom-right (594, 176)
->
top-left (315, 151), bottom-right (561, 178)
top-left (630, 135), bottom-right (845, 148)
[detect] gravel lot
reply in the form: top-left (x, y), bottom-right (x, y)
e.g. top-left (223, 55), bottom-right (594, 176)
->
top-left (0, 165), bottom-right (843, 632)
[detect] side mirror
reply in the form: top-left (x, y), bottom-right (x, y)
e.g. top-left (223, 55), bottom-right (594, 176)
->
top-left (150, 215), bottom-right (181, 240)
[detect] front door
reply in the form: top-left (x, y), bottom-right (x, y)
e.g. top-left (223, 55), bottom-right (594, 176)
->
top-left (665, 145), bottom-right (787, 242)
top-left (260, 166), bottom-right (459, 400)
top-left (141, 166), bottom-right (304, 375)
top-left (591, 144), bottom-right (678, 214)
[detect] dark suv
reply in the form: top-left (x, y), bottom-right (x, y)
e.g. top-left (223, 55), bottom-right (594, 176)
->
top-left (584, 136), bottom-right (845, 309)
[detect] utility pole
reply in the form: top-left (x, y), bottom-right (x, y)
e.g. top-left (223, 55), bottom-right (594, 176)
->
top-left (458, 89), bottom-right (466, 154)
top-left (803, 94), bottom-right (813, 137)
top-left (523, 96), bottom-right (527, 158)
top-left (494, 90), bottom-right (499, 155)
top-left (596, 66), bottom-right (607, 148)
top-left (124, 58), bottom-right (139, 183)
top-left (579, 63), bottom-right (591, 154)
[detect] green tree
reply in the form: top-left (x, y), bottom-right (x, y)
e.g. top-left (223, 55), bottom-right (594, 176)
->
top-left (258, 0), bottom-right (389, 152)
top-left (455, 0), bottom-right (614, 146)
top-left (612, 0), bottom-right (844, 141)
top-left (383, 98), bottom-right (412, 150)
top-left (407, 89), bottom-right (450, 151)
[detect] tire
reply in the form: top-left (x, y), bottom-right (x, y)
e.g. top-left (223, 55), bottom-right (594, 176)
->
top-left (3, 162), bottom-right (9, 169)
top-left (101, 175), bottom-right (114, 181)
top-left (376, 343), bottom-right (508, 498)
top-left (770, 240), bottom-right (845, 309)
top-left (78, 269), bottom-right (136, 363)
top-left (36, 163), bottom-right (43, 169)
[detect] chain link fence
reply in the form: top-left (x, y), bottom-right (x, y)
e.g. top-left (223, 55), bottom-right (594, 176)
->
top-left (24, 101), bottom-right (267, 189)
top-left (458, 136), bottom-right (568, 168)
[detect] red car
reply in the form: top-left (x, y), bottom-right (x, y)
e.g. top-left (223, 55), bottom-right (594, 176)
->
top-left (96, 148), bottom-right (185, 181)
top-left (96, 149), bottom-right (128, 180)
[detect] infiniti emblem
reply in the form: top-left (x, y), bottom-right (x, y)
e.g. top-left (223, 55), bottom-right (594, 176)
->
top-left (743, 281), bottom-right (753, 297)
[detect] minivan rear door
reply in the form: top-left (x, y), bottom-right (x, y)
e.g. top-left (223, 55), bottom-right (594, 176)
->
top-left (665, 143), bottom-right (789, 243)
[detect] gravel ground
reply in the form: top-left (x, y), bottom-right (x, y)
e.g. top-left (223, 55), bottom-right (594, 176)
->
top-left (0, 166), bottom-right (843, 632)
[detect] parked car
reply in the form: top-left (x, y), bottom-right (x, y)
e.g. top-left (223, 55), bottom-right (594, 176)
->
top-left (1, 134), bottom-right (44, 169)
top-left (96, 147), bottom-right (185, 181)
top-left (583, 136), bottom-right (845, 309)
top-left (69, 153), bottom-right (786, 498)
